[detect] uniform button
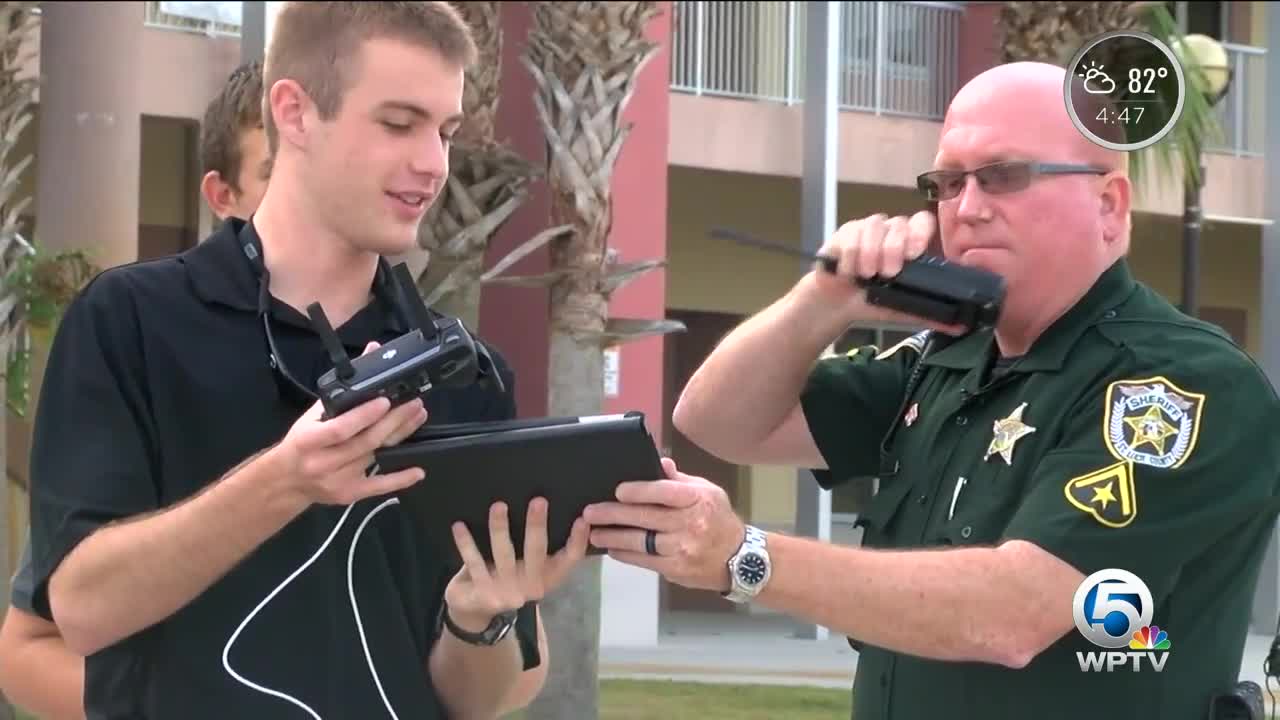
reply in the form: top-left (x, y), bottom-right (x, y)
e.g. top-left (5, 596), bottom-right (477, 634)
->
top-left (955, 416), bottom-right (968, 426)
top-left (917, 494), bottom-right (927, 505)
top-left (1104, 309), bottom-right (1117, 319)
top-left (961, 526), bottom-right (973, 539)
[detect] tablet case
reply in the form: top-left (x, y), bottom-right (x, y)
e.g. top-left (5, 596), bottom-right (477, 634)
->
top-left (374, 412), bottom-right (664, 569)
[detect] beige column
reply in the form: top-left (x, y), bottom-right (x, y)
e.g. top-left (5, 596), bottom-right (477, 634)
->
top-left (35, 0), bottom-right (143, 269)
top-left (17, 3), bottom-right (145, 490)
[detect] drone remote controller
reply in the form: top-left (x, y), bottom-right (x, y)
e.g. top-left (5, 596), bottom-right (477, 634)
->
top-left (310, 263), bottom-right (502, 419)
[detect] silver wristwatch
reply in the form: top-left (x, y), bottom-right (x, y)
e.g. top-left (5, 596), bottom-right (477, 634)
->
top-left (723, 525), bottom-right (771, 604)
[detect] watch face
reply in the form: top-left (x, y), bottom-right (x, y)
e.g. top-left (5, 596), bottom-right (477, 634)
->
top-left (1063, 30), bottom-right (1186, 152)
top-left (737, 552), bottom-right (768, 585)
top-left (484, 612), bottom-right (517, 642)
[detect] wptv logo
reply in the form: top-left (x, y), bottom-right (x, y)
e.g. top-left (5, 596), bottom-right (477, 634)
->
top-left (1072, 568), bottom-right (1171, 673)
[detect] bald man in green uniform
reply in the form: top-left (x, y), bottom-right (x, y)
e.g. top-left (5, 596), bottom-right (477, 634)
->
top-left (583, 61), bottom-right (1280, 719)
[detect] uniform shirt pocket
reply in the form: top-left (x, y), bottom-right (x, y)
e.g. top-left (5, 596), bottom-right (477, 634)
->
top-left (933, 463), bottom-right (1025, 547)
top-left (855, 475), bottom-right (915, 548)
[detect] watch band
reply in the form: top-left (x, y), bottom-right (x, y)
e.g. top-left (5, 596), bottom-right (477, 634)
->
top-left (723, 525), bottom-right (771, 604)
top-left (438, 602), bottom-right (517, 647)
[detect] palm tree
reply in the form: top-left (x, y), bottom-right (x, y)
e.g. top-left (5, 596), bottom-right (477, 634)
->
top-left (416, 1), bottom-right (571, 331)
top-left (0, 6), bottom-right (44, 716)
top-left (998, 1), bottom-right (1222, 193)
top-left (515, 2), bottom-right (683, 718)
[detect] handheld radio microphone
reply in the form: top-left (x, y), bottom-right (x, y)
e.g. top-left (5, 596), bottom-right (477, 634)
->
top-left (708, 227), bottom-right (1006, 331)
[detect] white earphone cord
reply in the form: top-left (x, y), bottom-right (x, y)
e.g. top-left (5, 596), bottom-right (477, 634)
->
top-left (221, 498), bottom-right (403, 720)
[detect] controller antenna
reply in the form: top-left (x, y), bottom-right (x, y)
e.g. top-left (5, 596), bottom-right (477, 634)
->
top-left (390, 263), bottom-right (441, 341)
top-left (307, 302), bottom-right (356, 381)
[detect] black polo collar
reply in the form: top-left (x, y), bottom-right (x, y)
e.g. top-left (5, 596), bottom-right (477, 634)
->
top-left (182, 218), bottom-right (261, 313)
top-left (923, 258), bottom-right (1139, 373)
top-left (181, 217), bottom-right (410, 334)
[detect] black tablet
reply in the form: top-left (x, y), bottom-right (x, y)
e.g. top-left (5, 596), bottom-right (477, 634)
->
top-left (374, 412), bottom-right (664, 568)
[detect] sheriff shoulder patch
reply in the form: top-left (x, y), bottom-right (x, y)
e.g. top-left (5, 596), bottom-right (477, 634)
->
top-left (1103, 376), bottom-right (1205, 470)
top-left (875, 331), bottom-right (931, 361)
top-left (1064, 460), bottom-right (1136, 528)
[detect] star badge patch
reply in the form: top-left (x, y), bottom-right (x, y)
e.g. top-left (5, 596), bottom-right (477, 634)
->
top-left (1065, 460), bottom-right (1136, 528)
top-left (985, 402), bottom-right (1036, 465)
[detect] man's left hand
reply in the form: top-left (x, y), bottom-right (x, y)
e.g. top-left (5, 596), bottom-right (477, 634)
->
top-left (445, 498), bottom-right (589, 632)
top-left (584, 457), bottom-right (745, 592)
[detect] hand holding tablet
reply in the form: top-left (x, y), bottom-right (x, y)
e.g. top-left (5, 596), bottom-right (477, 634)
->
top-left (374, 412), bottom-right (664, 568)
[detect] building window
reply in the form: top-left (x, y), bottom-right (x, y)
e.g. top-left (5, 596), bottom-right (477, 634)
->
top-left (842, 3), bottom-right (930, 70)
top-left (1165, 1), bottom-right (1228, 40)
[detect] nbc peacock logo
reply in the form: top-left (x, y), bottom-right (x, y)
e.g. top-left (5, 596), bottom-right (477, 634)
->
top-left (1072, 568), bottom-right (1171, 672)
top-left (1129, 625), bottom-right (1171, 651)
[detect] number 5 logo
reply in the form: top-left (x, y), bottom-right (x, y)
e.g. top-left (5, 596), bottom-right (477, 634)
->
top-left (1072, 568), bottom-right (1154, 649)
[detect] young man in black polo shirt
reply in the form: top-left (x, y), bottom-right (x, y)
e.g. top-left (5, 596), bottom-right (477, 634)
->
top-left (0, 60), bottom-right (273, 720)
top-left (25, 3), bottom-right (589, 718)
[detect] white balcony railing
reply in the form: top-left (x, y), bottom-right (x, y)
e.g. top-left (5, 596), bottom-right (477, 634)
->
top-left (142, 1), bottom-right (1261, 157)
top-left (669, 1), bottom-right (963, 120)
top-left (1208, 43), bottom-right (1265, 157)
top-left (144, 1), bottom-right (241, 38)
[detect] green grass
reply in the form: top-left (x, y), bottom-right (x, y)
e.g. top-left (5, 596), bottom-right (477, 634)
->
top-left (17, 680), bottom-right (854, 720)
top-left (600, 679), bottom-right (852, 720)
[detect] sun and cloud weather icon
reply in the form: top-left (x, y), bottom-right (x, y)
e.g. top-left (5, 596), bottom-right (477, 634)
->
top-left (1077, 60), bottom-right (1117, 95)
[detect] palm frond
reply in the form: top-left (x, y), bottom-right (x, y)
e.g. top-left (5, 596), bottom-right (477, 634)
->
top-left (1129, 4), bottom-right (1220, 194)
top-left (998, 2), bottom-right (1224, 197)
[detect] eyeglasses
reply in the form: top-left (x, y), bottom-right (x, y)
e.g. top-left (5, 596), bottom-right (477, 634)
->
top-left (916, 161), bottom-right (1109, 202)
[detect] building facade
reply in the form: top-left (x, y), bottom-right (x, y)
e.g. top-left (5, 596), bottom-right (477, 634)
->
top-left (5, 1), bottom-right (1277, 649)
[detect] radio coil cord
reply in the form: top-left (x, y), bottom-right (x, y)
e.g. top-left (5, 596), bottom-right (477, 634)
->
top-left (221, 498), bottom-right (403, 720)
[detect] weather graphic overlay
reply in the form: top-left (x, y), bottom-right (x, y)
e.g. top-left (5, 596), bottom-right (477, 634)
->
top-left (1064, 30), bottom-right (1187, 152)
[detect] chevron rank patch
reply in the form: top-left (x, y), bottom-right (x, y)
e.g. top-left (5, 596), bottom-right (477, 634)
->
top-left (875, 331), bottom-right (931, 361)
top-left (1103, 376), bottom-right (1205, 470)
top-left (1065, 460), bottom-right (1136, 528)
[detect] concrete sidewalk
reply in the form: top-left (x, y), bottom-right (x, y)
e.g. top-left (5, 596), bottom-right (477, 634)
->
top-left (600, 610), bottom-right (1280, 694)
top-left (601, 611), bottom-right (856, 689)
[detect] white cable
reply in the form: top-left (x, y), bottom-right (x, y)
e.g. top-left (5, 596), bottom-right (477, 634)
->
top-left (222, 498), bottom-right (403, 720)
top-left (349, 497), bottom-right (402, 720)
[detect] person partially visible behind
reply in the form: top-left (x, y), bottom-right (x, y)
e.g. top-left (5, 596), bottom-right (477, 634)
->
top-left (199, 60), bottom-right (271, 223)
top-left (0, 539), bottom-right (82, 720)
top-left (0, 59), bottom-right (271, 720)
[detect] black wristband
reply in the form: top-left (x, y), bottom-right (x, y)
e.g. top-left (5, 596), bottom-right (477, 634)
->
top-left (438, 600), bottom-right (517, 647)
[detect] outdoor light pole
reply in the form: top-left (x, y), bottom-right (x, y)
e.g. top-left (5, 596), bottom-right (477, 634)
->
top-left (1180, 34), bottom-right (1234, 318)
top-left (241, 2), bottom-right (266, 64)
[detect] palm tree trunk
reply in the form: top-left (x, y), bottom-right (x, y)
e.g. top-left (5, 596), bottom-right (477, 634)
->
top-left (0, 6), bottom-right (40, 717)
top-left (418, 141), bottom-right (541, 328)
top-left (536, 326), bottom-right (605, 717)
top-left (415, 1), bottom-right (539, 331)
top-left (519, 3), bottom-right (680, 718)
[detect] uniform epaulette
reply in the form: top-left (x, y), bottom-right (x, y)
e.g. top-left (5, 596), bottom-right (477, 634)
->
top-left (874, 330), bottom-right (931, 361)
top-left (844, 345), bottom-right (879, 359)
